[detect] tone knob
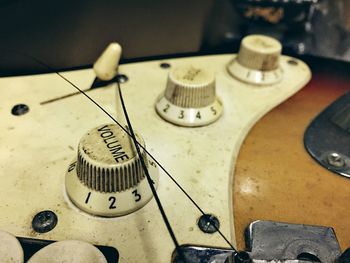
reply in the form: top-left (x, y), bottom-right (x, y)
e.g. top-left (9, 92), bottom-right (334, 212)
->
top-left (65, 124), bottom-right (159, 217)
top-left (227, 35), bottom-right (283, 85)
top-left (27, 240), bottom-right (107, 263)
top-left (155, 65), bottom-right (223, 127)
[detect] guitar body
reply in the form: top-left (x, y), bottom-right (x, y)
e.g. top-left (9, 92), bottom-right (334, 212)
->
top-left (233, 58), bottom-right (350, 251)
top-left (0, 52), bottom-right (311, 262)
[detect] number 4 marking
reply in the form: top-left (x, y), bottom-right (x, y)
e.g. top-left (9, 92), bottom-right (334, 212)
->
top-left (68, 162), bottom-right (76, 172)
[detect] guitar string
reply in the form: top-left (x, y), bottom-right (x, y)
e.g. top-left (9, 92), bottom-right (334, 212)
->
top-left (5, 50), bottom-right (237, 252)
top-left (116, 82), bottom-right (186, 262)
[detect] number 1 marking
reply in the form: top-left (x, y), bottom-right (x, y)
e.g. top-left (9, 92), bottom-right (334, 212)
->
top-left (85, 192), bottom-right (91, 204)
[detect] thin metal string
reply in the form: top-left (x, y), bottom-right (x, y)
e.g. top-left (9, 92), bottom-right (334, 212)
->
top-left (7, 51), bottom-right (237, 252)
top-left (116, 83), bottom-right (188, 261)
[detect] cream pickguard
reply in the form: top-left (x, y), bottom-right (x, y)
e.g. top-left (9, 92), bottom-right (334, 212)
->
top-left (0, 53), bottom-right (310, 262)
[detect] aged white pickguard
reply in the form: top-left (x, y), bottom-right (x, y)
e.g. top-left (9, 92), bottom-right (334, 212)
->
top-left (0, 54), bottom-right (310, 262)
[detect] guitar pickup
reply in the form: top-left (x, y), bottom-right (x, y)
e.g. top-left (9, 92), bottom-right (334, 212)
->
top-left (304, 91), bottom-right (350, 178)
top-left (331, 103), bottom-right (350, 133)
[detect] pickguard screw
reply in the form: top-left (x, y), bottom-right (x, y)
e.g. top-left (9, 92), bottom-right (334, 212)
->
top-left (11, 104), bottom-right (29, 116)
top-left (32, 210), bottom-right (58, 233)
top-left (116, 74), bottom-right (128, 83)
top-left (327, 152), bottom-right (345, 168)
top-left (287, 59), bottom-right (298, 65)
top-left (233, 251), bottom-right (252, 263)
top-left (338, 247), bottom-right (350, 263)
top-left (197, 214), bottom-right (220, 234)
top-left (160, 62), bottom-right (171, 69)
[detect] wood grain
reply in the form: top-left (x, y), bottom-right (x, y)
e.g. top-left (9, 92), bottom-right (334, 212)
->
top-left (233, 61), bottom-right (350, 250)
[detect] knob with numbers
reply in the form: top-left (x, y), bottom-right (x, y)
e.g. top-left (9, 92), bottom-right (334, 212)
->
top-left (155, 65), bottom-right (223, 127)
top-left (65, 124), bottom-right (159, 217)
top-left (227, 35), bottom-right (283, 85)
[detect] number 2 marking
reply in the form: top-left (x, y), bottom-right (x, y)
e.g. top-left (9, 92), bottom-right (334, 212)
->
top-left (163, 103), bottom-right (170, 113)
top-left (109, 196), bottom-right (117, 209)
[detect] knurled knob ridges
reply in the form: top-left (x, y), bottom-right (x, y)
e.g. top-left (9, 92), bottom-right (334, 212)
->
top-left (155, 65), bottom-right (223, 127)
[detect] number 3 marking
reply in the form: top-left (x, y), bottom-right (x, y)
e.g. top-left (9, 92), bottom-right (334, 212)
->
top-left (178, 110), bottom-right (184, 119)
top-left (132, 189), bottom-right (142, 202)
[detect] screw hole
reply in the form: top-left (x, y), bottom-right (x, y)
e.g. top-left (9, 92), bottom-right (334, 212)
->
top-left (11, 104), bottom-right (29, 116)
top-left (116, 74), bottom-right (128, 83)
top-left (234, 251), bottom-right (251, 263)
top-left (160, 62), bottom-right (171, 69)
top-left (32, 210), bottom-right (58, 233)
top-left (197, 214), bottom-right (220, 234)
top-left (287, 59), bottom-right (298, 66)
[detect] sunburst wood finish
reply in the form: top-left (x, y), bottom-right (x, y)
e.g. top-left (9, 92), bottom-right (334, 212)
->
top-left (233, 58), bottom-right (350, 251)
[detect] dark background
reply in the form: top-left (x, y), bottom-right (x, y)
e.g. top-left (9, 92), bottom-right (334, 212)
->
top-left (1, 0), bottom-right (349, 75)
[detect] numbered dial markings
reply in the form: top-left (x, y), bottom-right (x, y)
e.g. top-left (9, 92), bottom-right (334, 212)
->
top-left (227, 59), bottom-right (283, 85)
top-left (65, 159), bottom-right (159, 217)
top-left (155, 96), bottom-right (223, 127)
top-left (227, 35), bottom-right (283, 85)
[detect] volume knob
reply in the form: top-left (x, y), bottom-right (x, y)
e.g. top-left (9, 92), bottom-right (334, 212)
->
top-left (227, 35), bottom-right (283, 85)
top-left (155, 65), bottom-right (223, 127)
top-left (65, 124), bottom-right (159, 217)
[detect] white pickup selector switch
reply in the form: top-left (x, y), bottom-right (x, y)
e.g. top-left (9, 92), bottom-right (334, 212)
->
top-left (93, 42), bottom-right (122, 81)
top-left (155, 65), bottom-right (223, 127)
top-left (227, 35), bottom-right (283, 85)
top-left (65, 124), bottom-right (159, 217)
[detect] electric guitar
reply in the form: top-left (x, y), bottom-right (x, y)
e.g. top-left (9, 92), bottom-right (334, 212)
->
top-left (1, 35), bottom-right (337, 263)
top-left (233, 57), bottom-right (350, 252)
